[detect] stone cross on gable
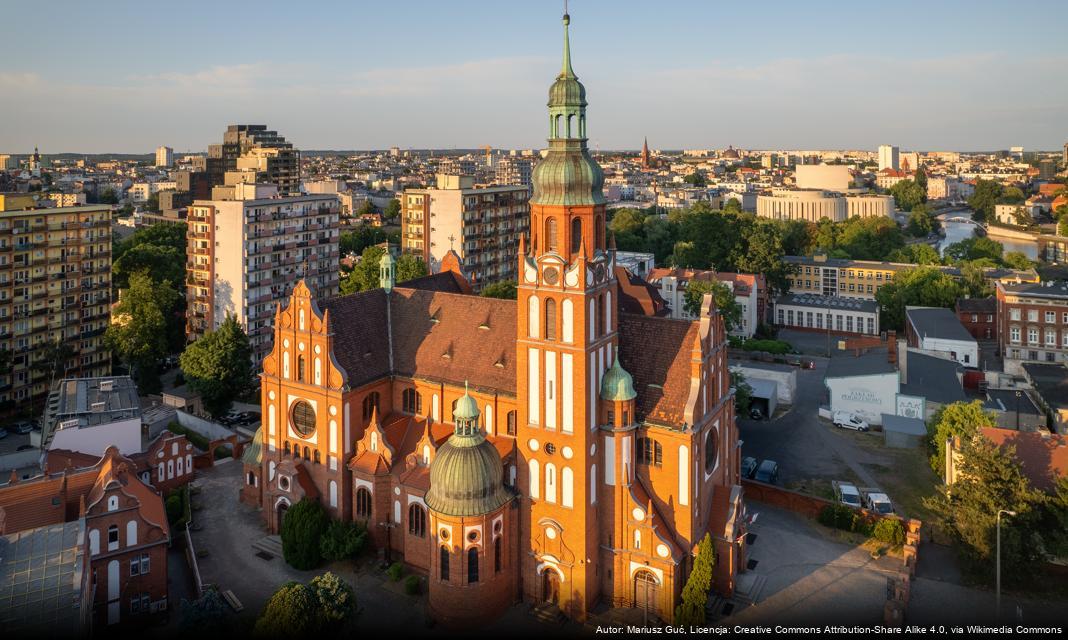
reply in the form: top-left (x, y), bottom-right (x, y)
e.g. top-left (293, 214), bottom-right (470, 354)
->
top-left (448, 234), bottom-right (456, 250)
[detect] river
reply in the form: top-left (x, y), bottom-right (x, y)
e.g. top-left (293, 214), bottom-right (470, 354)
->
top-left (936, 209), bottom-right (1039, 261)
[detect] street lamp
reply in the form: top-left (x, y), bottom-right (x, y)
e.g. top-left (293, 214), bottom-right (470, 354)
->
top-left (1014, 391), bottom-right (1022, 431)
top-left (996, 509), bottom-right (1017, 621)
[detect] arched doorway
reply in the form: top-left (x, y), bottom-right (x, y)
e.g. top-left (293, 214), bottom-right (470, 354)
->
top-left (634, 570), bottom-right (660, 616)
top-left (542, 569), bottom-right (561, 605)
top-left (276, 500), bottom-right (289, 530)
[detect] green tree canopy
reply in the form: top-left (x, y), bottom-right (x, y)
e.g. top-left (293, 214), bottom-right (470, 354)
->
top-left (926, 400), bottom-right (998, 474)
top-left (731, 370), bottom-right (752, 413)
top-left (179, 315), bottom-right (254, 418)
top-left (383, 198), bottom-right (401, 222)
top-left (308, 572), bottom-right (358, 630)
top-left (279, 499), bottom-right (330, 570)
top-left (944, 236), bottom-right (1004, 264)
top-left (339, 225), bottom-right (387, 256)
top-left (967, 179), bottom-right (1003, 221)
top-left (887, 243), bottom-right (941, 265)
top-left (889, 178), bottom-right (926, 212)
top-left (1002, 251), bottom-right (1034, 270)
top-left (106, 272), bottom-right (180, 393)
top-left (356, 199), bottom-right (376, 216)
top-left (340, 246), bottom-right (387, 295)
top-left (253, 582), bottom-right (322, 638)
top-left (683, 279), bottom-right (742, 331)
top-left (480, 280), bottom-right (517, 299)
top-left (874, 267), bottom-right (962, 331)
top-left (674, 533), bottom-right (715, 626)
top-left (113, 243), bottom-right (185, 291)
top-left (395, 253), bottom-right (428, 283)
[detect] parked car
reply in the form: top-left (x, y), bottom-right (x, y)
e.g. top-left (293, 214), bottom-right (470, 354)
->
top-left (754, 459), bottom-right (779, 484)
top-left (748, 406), bottom-right (764, 420)
top-left (860, 488), bottom-right (895, 515)
top-left (832, 480), bottom-right (863, 508)
top-left (741, 456), bottom-right (758, 479)
top-left (787, 356), bottom-right (803, 367)
top-left (0, 427), bottom-right (8, 439)
top-left (832, 411), bottom-right (869, 432)
top-left (12, 420), bottom-right (34, 435)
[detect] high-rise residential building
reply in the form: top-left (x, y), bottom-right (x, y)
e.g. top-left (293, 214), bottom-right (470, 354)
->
top-left (400, 174), bottom-right (529, 288)
top-left (877, 144), bottom-right (900, 171)
top-left (0, 203), bottom-right (112, 412)
top-left (205, 125), bottom-right (300, 194)
top-left (185, 183), bottom-right (339, 362)
top-left (495, 156), bottom-right (534, 189)
top-left (155, 145), bottom-right (173, 168)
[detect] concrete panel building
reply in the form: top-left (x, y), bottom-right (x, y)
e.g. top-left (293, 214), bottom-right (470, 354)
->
top-left (795, 165), bottom-right (852, 191)
top-left (756, 189), bottom-right (847, 222)
top-left (878, 145), bottom-right (900, 171)
top-left (154, 146), bottom-right (173, 168)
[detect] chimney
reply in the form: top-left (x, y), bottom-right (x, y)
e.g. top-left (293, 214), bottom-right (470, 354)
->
top-left (887, 330), bottom-right (897, 365)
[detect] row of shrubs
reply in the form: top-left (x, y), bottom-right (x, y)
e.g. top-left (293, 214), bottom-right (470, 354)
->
top-left (166, 421), bottom-right (230, 459)
top-left (818, 504), bottom-right (905, 546)
top-left (386, 562), bottom-right (422, 595)
top-left (281, 499), bottom-right (368, 569)
top-left (728, 337), bottom-right (795, 355)
top-left (165, 485), bottom-right (192, 529)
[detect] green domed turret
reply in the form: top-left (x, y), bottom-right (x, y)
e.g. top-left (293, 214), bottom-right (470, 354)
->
top-left (531, 12), bottom-right (606, 207)
top-left (425, 384), bottom-right (512, 517)
top-left (600, 353), bottom-right (636, 402)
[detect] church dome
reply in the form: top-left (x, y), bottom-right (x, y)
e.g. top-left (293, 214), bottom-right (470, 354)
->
top-left (531, 146), bottom-right (606, 206)
top-left (600, 355), bottom-right (636, 402)
top-left (425, 388), bottom-right (512, 517)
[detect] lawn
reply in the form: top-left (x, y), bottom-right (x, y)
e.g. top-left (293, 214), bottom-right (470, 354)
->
top-left (855, 438), bottom-right (942, 524)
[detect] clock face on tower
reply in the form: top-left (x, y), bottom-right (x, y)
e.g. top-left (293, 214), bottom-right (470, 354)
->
top-left (594, 264), bottom-right (605, 283)
top-left (543, 266), bottom-right (560, 285)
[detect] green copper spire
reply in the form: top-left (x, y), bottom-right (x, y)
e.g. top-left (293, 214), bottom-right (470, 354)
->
top-left (532, 10), bottom-right (605, 207)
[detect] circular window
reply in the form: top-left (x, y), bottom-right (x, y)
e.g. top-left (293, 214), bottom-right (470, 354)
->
top-left (292, 401), bottom-right (316, 437)
top-left (704, 428), bottom-right (718, 473)
top-left (545, 443), bottom-right (556, 455)
top-left (467, 530), bottom-right (479, 543)
top-left (279, 476), bottom-right (290, 491)
top-left (543, 267), bottom-right (560, 285)
top-left (440, 529), bottom-right (450, 541)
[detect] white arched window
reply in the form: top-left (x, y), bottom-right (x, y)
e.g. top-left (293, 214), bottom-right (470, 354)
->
top-left (89, 529), bottom-right (100, 555)
top-left (329, 481), bottom-right (338, 508)
top-left (590, 464), bottom-right (597, 504)
top-left (679, 445), bottom-right (690, 506)
top-left (329, 420), bottom-right (338, 454)
top-left (634, 530), bottom-right (641, 549)
top-left (269, 460), bottom-right (277, 480)
top-left (126, 520), bottom-right (137, 546)
top-left (370, 432), bottom-right (378, 452)
top-left (283, 351), bottom-right (290, 379)
top-left (561, 466), bottom-right (574, 508)
top-left (545, 463), bottom-right (557, 504)
top-left (529, 459), bottom-right (540, 499)
top-left (157, 463), bottom-right (164, 482)
top-left (177, 456), bottom-right (184, 476)
top-left (485, 405), bottom-right (494, 434)
top-left (432, 394), bottom-right (440, 421)
top-left (107, 496), bottom-right (118, 512)
top-left (528, 296), bottom-right (540, 338)
top-left (562, 299), bottom-right (574, 343)
top-left (605, 290), bottom-right (613, 333)
top-left (422, 445), bottom-right (431, 465)
top-left (589, 299), bottom-right (597, 339)
top-left (268, 404), bottom-right (277, 440)
top-left (314, 358), bottom-right (322, 385)
top-left (167, 459), bottom-right (174, 479)
top-left (299, 309), bottom-right (306, 331)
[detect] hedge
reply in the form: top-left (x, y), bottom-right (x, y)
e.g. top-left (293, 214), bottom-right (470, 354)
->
top-left (873, 519), bottom-right (906, 546)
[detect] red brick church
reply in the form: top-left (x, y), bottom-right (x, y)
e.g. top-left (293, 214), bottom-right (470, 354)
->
top-left (243, 11), bottom-right (745, 626)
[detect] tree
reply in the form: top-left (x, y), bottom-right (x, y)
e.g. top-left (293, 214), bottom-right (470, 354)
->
top-left (944, 236), bottom-right (1003, 264)
top-left (731, 370), bottom-right (752, 413)
top-left (339, 225), bottom-right (386, 256)
top-left (98, 188), bottom-right (118, 205)
top-left (1060, 215), bottom-right (1068, 238)
top-left (480, 280), bottom-right (517, 299)
top-left (395, 254), bottom-right (428, 283)
top-left (383, 198), bottom-right (401, 223)
top-left (1002, 251), bottom-right (1034, 270)
top-left (106, 272), bottom-right (181, 393)
top-left (967, 179), bottom-right (1003, 222)
top-left (31, 340), bottom-right (76, 385)
top-left (834, 216), bottom-right (906, 261)
top-left (925, 436), bottom-right (1045, 584)
top-left (874, 267), bottom-right (962, 331)
top-left (906, 204), bottom-right (939, 237)
top-left (887, 243), bottom-right (941, 265)
top-left (339, 246), bottom-right (387, 295)
top-left (684, 279), bottom-right (742, 331)
top-left (145, 191), bottom-right (160, 213)
top-left (180, 588), bottom-right (231, 632)
top-left (735, 221), bottom-right (794, 295)
top-left (914, 166), bottom-right (928, 194)
top-left (682, 172), bottom-right (706, 187)
top-left (112, 243), bottom-right (185, 292)
top-left (926, 400), bottom-right (998, 474)
top-left (356, 200), bottom-right (376, 216)
top-left (253, 581), bottom-right (322, 638)
top-left (179, 315), bottom-right (254, 418)
top-left (889, 179), bottom-right (926, 212)
top-left (959, 260), bottom-right (994, 298)
top-left (308, 572), bottom-right (357, 630)
top-left (320, 520), bottom-right (367, 562)
top-left (674, 533), bottom-right (715, 626)
top-left (723, 197), bottom-right (742, 213)
top-left (279, 499), bottom-right (330, 570)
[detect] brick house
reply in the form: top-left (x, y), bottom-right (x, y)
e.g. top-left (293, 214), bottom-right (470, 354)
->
top-left (0, 447), bottom-right (170, 629)
top-left (247, 12), bottom-right (744, 628)
top-left (956, 297), bottom-right (997, 341)
top-left (996, 280), bottom-right (1068, 374)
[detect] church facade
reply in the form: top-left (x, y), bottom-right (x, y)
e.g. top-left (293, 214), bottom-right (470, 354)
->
top-left (247, 12), bottom-right (746, 626)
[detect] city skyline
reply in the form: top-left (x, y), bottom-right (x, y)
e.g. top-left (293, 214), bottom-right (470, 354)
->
top-left (2, 0), bottom-right (1066, 153)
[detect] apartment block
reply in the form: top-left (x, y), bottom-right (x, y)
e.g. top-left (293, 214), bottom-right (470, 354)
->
top-left (495, 156), bottom-right (534, 189)
top-left (998, 280), bottom-right (1068, 374)
top-left (205, 125), bottom-right (300, 194)
top-left (784, 254), bottom-right (1039, 301)
top-left (401, 174), bottom-right (529, 289)
top-left (185, 184), bottom-right (339, 362)
top-left (0, 203), bottom-right (112, 412)
top-left (647, 267), bottom-right (767, 337)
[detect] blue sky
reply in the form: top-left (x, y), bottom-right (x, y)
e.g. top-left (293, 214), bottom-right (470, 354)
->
top-left (2, 0), bottom-right (1066, 153)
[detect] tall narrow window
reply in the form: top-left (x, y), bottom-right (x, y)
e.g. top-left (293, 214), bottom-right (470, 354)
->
top-left (440, 547), bottom-right (450, 581)
top-left (362, 392), bottom-right (380, 419)
top-left (545, 217), bottom-right (558, 252)
top-left (506, 411), bottom-right (517, 436)
top-left (467, 547), bottom-right (479, 583)
top-left (403, 388), bottom-right (422, 415)
top-left (571, 218), bottom-right (583, 253)
top-left (545, 298), bottom-right (557, 341)
top-left (296, 355), bottom-right (305, 382)
top-left (494, 537), bottom-right (502, 573)
top-left (355, 487), bottom-right (372, 518)
top-left (408, 504), bottom-right (427, 537)
top-left (599, 294), bottom-right (607, 335)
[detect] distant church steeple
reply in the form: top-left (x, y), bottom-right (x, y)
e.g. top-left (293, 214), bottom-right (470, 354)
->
top-left (641, 137), bottom-right (651, 170)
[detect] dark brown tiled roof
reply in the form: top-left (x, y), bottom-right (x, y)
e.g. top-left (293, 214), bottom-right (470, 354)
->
top-left (402, 270), bottom-right (472, 295)
top-left (390, 289), bottom-right (518, 393)
top-left (318, 288), bottom-right (392, 389)
top-left (956, 297), bottom-right (996, 313)
top-left (615, 266), bottom-right (669, 316)
top-left (982, 427), bottom-right (1068, 493)
top-left (618, 313), bottom-right (700, 427)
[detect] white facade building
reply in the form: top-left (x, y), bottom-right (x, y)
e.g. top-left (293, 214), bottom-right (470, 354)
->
top-left (155, 145), bottom-right (173, 168)
top-left (756, 189), bottom-right (847, 222)
top-left (878, 145), bottom-right (900, 171)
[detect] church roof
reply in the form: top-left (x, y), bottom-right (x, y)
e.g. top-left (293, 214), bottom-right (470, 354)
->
top-left (618, 314), bottom-right (701, 427)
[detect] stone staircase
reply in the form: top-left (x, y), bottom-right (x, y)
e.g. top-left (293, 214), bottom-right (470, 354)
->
top-left (252, 535), bottom-right (284, 559)
top-left (530, 602), bottom-right (567, 625)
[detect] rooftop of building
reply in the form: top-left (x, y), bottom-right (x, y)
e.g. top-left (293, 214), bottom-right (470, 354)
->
top-left (982, 427), bottom-right (1067, 493)
top-left (1022, 362), bottom-right (1068, 408)
top-left (775, 293), bottom-right (878, 313)
top-left (900, 350), bottom-right (966, 405)
top-left (0, 519), bottom-right (86, 636)
top-left (956, 296), bottom-right (997, 313)
top-left (998, 279), bottom-right (1068, 298)
top-left (787, 255), bottom-right (1038, 281)
top-left (906, 306), bottom-right (976, 343)
top-left (44, 376), bottom-right (140, 426)
top-left (984, 388), bottom-right (1042, 417)
top-left (825, 348), bottom-right (897, 379)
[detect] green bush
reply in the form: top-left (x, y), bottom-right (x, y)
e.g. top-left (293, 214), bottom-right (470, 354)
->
top-left (851, 515), bottom-right (875, 537)
top-left (386, 562), bottom-right (404, 582)
top-left (166, 494), bottom-right (183, 524)
top-left (740, 339), bottom-right (793, 354)
top-left (674, 533), bottom-right (715, 626)
top-left (818, 504), bottom-right (855, 530)
top-left (319, 520), bottom-right (367, 562)
top-left (873, 518), bottom-right (906, 546)
top-left (280, 499), bottom-right (330, 570)
top-left (404, 574), bottom-right (421, 595)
